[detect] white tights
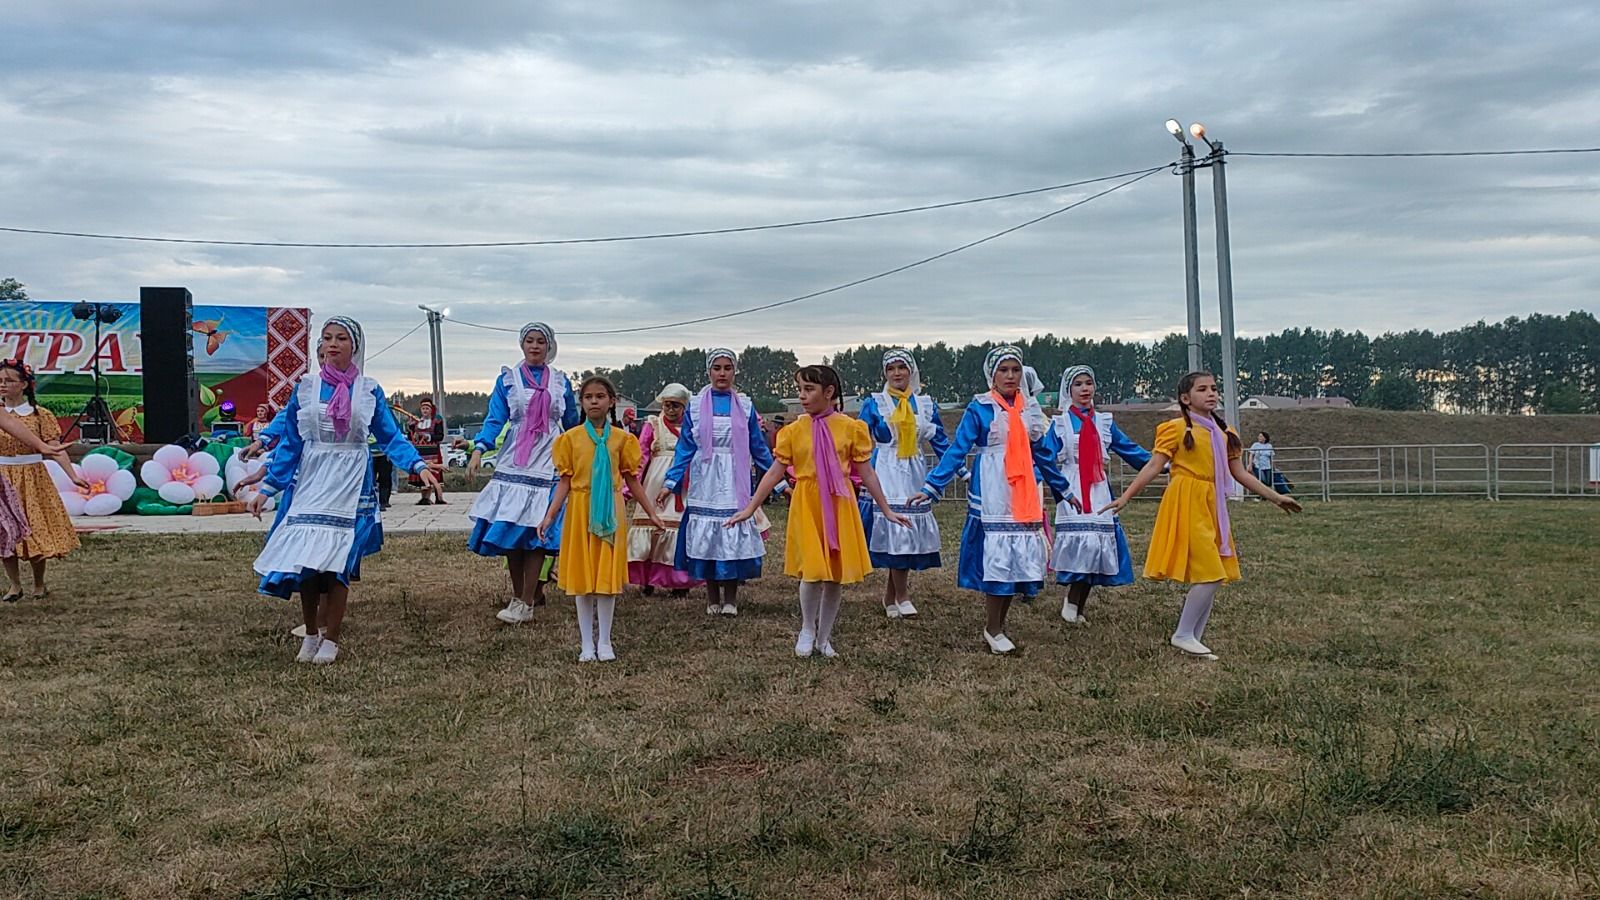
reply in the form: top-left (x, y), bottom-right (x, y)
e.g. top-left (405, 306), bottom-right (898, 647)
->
top-left (1173, 582), bottom-right (1220, 643)
top-left (574, 595), bottom-right (617, 653)
top-left (797, 581), bottom-right (843, 648)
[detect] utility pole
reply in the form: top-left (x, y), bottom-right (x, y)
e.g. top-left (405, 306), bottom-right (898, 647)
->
top-left (417, 304), bottom-right (447, 424)
top-left (1207, 137), bottom-right (1241, 435)
top-left (1167, 120), bottom-right (1204, 372)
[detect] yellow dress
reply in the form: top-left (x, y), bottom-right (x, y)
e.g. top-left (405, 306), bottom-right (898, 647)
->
top-left (775, 415), bottom-right (874, 584)
top-left (0, 408), bottom-right (79, 560)
top-left (1143, 418), bottom-right (1242, 584)
top-left (553, 423), bottom-right (643, 596)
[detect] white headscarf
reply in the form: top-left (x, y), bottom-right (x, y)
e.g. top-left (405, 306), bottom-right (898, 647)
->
top-left (1059, 365), bottom-right (1096, 409)
top-left (982, 345), bottom-right (1023, 389)
top-left (317, 315), bottom-right (365, 374)
top-left (881, 348), bottom-right (922, 397)
top-left (655, 382), bottom-right (691, 404)
top-left (519, 322), bottom-right (558, 363)
top-left (705, 347), bottom-right (738, 373)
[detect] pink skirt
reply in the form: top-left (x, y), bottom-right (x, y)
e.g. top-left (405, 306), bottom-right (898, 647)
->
top-left (0, 476), bottom-right (32, 559)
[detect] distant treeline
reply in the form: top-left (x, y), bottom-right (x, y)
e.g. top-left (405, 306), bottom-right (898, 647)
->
top-left (402, 310), bottom-right (1600, 420)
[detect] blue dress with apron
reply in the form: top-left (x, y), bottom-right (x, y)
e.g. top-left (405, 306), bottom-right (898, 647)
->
top-left (1040, 407), bottom-right (1151, 586)
top-left (662, 390), bottom-right (775, 582)
top-left (254, 377), bottom-right (425, 598)
top-left (465, 364), bottom-right (581, 555)
top-left (921, 395), bottom-right (1072, 598)
top-left (857, 391), bottom-right (952, 571)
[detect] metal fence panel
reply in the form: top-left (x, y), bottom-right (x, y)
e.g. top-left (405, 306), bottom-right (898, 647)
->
top-left (1325, 444), bottom-right (1491, 498)
top-left (1494, 444), bottom-right (1600, 499)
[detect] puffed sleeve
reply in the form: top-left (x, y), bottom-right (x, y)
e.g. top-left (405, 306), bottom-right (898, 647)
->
top-left (552, 429), bottom-right (576, 477)
top-left (621, 432), bottom-right (643, 477)
top-left (1153, 419), bottom-right (1183, 458)
top-left (773, 421), bottom-right (795, 466)
top-left (849, 419), bottom-right (873, 464)
top-left (39, 409), bottom-right (61, 442)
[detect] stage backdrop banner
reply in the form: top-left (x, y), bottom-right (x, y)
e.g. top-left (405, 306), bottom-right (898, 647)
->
top-left (0, 301), bottom-right (311, 441)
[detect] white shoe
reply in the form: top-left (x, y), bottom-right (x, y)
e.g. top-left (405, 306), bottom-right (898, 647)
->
top-left (795, 631), bottom-right (815, 657)
top-left (1170, 635), bottom-right (1217, 659)
top-left (1060, 601), bottom-right (1079, 623)
top-left (578, 649), bottom-right (597, 663)
top-left (883, 602), bottom-right (901, 620)
top-left (819, 643), bottom-right (837, 658)
top-left (983, 630), bottom-right (1015, 654)
top-left (311, 639), bottom-right (339, 665)
top-left (597, 644), bottom-right (616, 662)
top-left (897, 600), bottom-right (918, 618)
top-left (496, 599), bottom-right (530, 625)
top-left (719, 603), bottom-right (738, 616)
top-left (706, 603), bottom-right (720, 616)
top-left (295, 634), bottom-right (322, 663)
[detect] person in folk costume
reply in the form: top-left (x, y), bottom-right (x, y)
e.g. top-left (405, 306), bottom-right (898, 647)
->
top-left (0, 359), bottom-right (81, 602)
top-left (1043, 364), bottom-right (1152, 625)
top-left (728, 364), bottom-right (910, 658)
top-left (407, 398), bottom-right (446, 506)
top-left (1106, 371), bottom-right (1301, 659)
top-left (463, 322), bottom-right (581, 624)
top-left (627, 383), bottom-right (702, 596)
top-left (543, 376), bottom-right (667, 662)
top-left (656, 348), bottom-right (779, 617)
top-left (911, 346), bottom-right (1078, 655)
top-left (856, 348), bottom-right (955, 619)
top-left (247, 316), bottom-right (442, 665)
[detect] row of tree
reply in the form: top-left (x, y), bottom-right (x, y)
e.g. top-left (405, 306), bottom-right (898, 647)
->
top-left (592, 311), bottom-right (1597, 415)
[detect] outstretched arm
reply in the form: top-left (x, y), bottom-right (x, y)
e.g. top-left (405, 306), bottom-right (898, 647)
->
top-left (853, 459), bottom-right (910, 527)
top-left (1103, 452), bottom-right (1171, 513)
top-left (724, 460), bottom-right (788, 526)
top-left (1230, 456), bottom-right (1302, 512)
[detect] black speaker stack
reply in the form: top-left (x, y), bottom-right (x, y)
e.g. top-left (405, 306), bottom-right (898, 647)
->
top-left (139, 286), bottom-right (202, 444)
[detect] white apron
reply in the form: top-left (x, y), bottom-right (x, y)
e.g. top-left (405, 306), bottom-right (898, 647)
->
top-left (868, 391), bottom-right (942, 556)
top-left (973, 395), bottom-right (1051, 585)
top-left (628, 415), bottom-right (685, 566)
top-left (679, 400), bottom-right (766, 562)
top-left (1049, 411), bottom-right (1122, 575)
top-left (467, 365), bottom-right (569, 528)
top-left (253, 377), bottom-right (377, 577)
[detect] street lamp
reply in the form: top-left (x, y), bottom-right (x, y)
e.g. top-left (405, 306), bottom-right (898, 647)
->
top-left (1167, 118), bottom-right (1204, 373)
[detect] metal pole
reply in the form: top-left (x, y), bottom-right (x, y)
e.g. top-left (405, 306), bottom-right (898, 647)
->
top-left (1210, 140), bottom-right (1240, 432)
top-left (418, 304), bottom-right (446, 425)
top-left (1179, 142), bottom-right (1203, 372)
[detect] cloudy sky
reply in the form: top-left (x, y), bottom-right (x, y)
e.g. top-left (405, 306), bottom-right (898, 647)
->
top-left (3, 1), bottom-right (1596, 392)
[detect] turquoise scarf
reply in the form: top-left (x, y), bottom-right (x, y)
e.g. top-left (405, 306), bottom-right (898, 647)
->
top-left (585, 419), bottom-right (617, 542)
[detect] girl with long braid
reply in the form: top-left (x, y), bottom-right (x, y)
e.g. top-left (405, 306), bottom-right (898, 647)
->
top-left (464, 322), bottom-right (581, 624)
top-left (0, 359), bottom-right (79, 601)
top-left (911, 346), bottom-right (1076, 655)
top-left (657, 349), bottom-right (777, 617)
top-left (1106, 371), bottom-right (1301, 659)
top-left (1045, 364), bottom-right (1151, 625)
top-left (248, 317), bottom-right (441, 665)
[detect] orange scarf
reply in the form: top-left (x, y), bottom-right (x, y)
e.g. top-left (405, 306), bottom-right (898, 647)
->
top-left (990, 390), bottom-right (1042, 522)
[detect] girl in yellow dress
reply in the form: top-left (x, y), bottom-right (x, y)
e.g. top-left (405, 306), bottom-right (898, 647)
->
top-left (1106, 371), bottom-right (1301, 660)
top-left (543, 376), bottom-right (667, 663)
top-left (728, 365), bottom-right (909, 658)
top-left (0, 360), bottom-right (80, 601)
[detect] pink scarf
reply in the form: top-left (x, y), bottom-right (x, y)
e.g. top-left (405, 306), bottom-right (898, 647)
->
top-left (319, 362), bottom-right (360, 440)
top-left (1071, 406), bottom-right (1105, 514)
top-left (1191, 413), bottom-right (1235, 557)
top-left (696, 389), bottom-right (751, 508)
top-left (513, 362), bottom-right (552, 469)
top-left (810, 411), bottom-right (851, 551)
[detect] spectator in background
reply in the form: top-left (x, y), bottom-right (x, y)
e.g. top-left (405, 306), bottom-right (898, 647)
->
top-left (408, 398), bottom-right (446, 505)
top-left (243, 403), bottom-right (274, 439)
top-left (1248, 432), bottom-right (1275, 495)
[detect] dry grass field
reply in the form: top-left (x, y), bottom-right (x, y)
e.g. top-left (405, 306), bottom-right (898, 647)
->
top-left (3, 500), bottom-right (1598, 898)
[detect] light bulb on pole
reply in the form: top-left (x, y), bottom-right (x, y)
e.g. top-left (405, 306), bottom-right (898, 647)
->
top-left (1165, 118), bottom-right (1188, 143)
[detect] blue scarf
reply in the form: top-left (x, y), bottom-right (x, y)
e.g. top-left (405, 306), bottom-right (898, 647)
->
top-left (585, 419), bottom-right (617, 542)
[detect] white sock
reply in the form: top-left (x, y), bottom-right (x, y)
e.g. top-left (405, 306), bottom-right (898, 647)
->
top-left (797, 581), bottom-right (822, 638)
top-left (595, 595), bottom-right (616, 649)
top-left (1174, 582), bottom-right (1221, 642)
top-left (574, 595), bottom-right (596, 654)
top-left (816, 582), bottom-right (843, 648)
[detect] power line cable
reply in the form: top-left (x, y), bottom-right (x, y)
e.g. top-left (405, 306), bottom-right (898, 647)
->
top-left (1231, 147), bottom-right (1600, 158)
top-left (440, 164), bottom-right (1170, 337)
top-left (365, 320), bottom-right (427, 361)
top-left (0, 166), bottom-right (1166, 249)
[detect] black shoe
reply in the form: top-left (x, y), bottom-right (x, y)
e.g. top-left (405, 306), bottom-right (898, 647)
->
top-left (417, 496), bottom-right (432, 506)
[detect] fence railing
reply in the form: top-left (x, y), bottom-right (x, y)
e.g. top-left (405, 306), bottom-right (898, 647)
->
top-left (907, 442), bottom-right (1598, 502)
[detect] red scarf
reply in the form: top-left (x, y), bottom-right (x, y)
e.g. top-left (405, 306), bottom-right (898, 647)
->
top-left (1071, 406), bottom-right (1104, 514)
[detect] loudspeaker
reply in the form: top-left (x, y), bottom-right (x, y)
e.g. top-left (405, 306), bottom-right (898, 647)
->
top-left (140, 286), bottom-right (202, 443)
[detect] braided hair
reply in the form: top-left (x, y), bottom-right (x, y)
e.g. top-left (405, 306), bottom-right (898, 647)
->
top-left (0, 358), bottom-right (38, 408)
top-left (1176, 371), bottom-right (1241, 453)
top-left (796, 364), bottom-right (845, 412)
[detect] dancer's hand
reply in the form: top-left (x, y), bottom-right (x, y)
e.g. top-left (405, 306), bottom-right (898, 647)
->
top-left (883, 509), bottom-right (912, 528)
top-left (1102, 496), bottom-right (1128, 514)
top-left (51, 452), bottom-right (86, 486)
top-left (1064, 494), bottom-right (1082, 513)
top-left (417, 467), bottom-right (442, 490)
top-left (535, 514), bottom-right (556, 543)
top-left (241, 440), bottom-right (265, 460)
top-left (1274, 494), bottom-right (1303, 514)
top-left (654, 487), bottom-right (673, 508)
top-left (723, 504), bottom-right (757, 528)
top-left (245, 492), bottom-right (269, 520)
top-left (648, 512), bottom-right (668, 531)
top-left (906, 492), bottom-right (933, 507)
top-left (233, 467), bottom-right (267, 492)
top-left (466, 450), bottom-right (483, 480)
